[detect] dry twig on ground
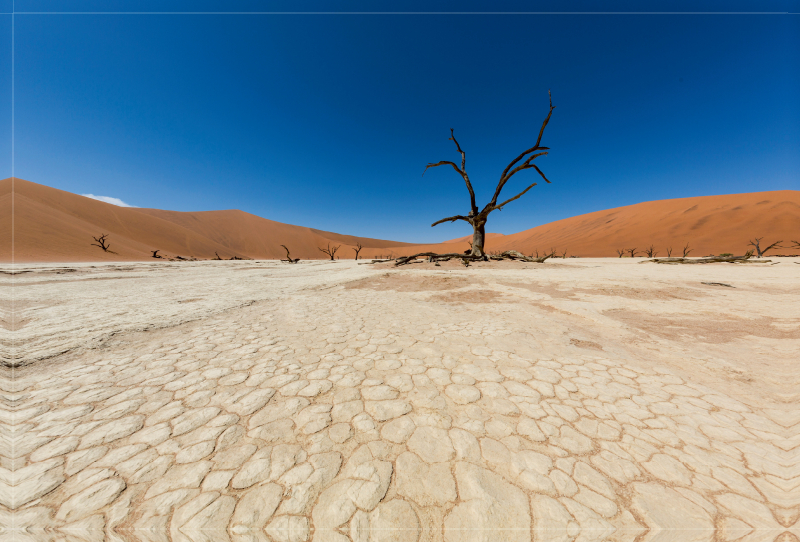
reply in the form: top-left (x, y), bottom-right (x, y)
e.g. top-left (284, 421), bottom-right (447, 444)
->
top-left (643, 251), bottom-right (769, 265)
top-left (395, 249), bottom-right (552, 266)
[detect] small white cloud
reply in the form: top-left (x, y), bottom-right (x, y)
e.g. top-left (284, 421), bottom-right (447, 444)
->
top-left (81, 194), bottom-right (137, 207)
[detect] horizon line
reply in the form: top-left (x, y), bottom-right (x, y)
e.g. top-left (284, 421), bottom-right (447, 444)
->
top-left (3, 12), bottom-right (795, 16)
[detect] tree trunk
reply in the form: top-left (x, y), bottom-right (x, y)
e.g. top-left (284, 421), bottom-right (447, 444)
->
top-left (471, 221), bottom-right (486, 258)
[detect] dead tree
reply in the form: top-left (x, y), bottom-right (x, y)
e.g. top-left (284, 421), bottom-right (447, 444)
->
top-left (318, 243), bottom-right (341, 261)
top-left (213, 252), bottom-right (223, 260)
top-left (644, 245), bottom-right (657, 258)
top-left (151, 250), bottom-right (161, 259)
top-left (748, 238), bottom-right (783, 258)
top-left (791, 240), bottom-right (800, 249)
top-left (682, 243), bottom-right (692, 257)
top-left (422, 91), bottom-right (556, 260)
top-left (353, 242), bottom-right (363, 260)
top-left (616, 249), bottom-right (625, 258)
top-left (665, 246), bottom-right (673, 257)
top-left (91, 234), bottom-right (116, 254)
top-left (627, 248), bottom-right (638, 258)
top-left (560, 249), bottom-right (568, 259)
top-left (280, 245), bottom-right (300, 263)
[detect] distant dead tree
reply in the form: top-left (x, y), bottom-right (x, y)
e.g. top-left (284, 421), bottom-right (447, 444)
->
top-left (280, 245), bottom-right (300, 263)
top-left (644, 245), bottom-right (657, 258)
top-left (213, 252), bottom-right (223, 260)
top-left (616, 249), bottom-right (625, 258)
top-left (666, 246), bottom-right (673, 257)
top-left (318, 243), bottom-right (341, 261)
top-left (748, 238), bottom-right (783, 258)
top-left (626, 248), bottom-right (638, 258)
top-left (91, 234), bottom-right (116, 253)
top-left (791, 240), bottom-right (800, 249)
top-left (419, 92), bottom-right (555, 260)
top-left (353, 242), bottom-right (363, 260)
top-left (151, 250), bottom-right (161, 259)
top-left (560, 249), bottom-right (568, 259)
top-left (682, 243), bottom-right (692, 257)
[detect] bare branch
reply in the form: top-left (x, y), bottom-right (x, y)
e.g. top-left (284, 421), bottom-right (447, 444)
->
top-left (449, 128), bottom-right (466, 174)
top-left (492, 183), bottom-right (537, 212)
top-left (492, 91), bottom-right (556, 205)
top-left (490, 153), bottom-right (549, 206)
top-left (280, 244), bottom-right (300, 263)
top-left (423, 161), bottom-right (464, 178)
top-left (431, 214), bottom-right (473, 227)
top-left (422, 129), bottom-right (478, 213)
top-left (531, 164), bottom-right (551, 185)
top-left (448, 129), bottom-right (478, 212)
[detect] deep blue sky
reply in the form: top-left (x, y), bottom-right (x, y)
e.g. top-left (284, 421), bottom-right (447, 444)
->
top-left (4, 1), bottom-right (799, 242)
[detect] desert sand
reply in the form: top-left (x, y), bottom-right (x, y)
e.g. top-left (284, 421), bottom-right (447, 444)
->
top-left (3, 177), bottom-right (798, 262)
top-left (2, 258), bottom-right (799, 541)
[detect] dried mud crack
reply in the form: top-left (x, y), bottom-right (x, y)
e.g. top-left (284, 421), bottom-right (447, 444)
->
top-left (1, 258), bottom-right (798, 542)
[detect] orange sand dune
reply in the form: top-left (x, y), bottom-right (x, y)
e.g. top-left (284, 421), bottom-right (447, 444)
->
top-left (2, 178), bottom-right (797, 262)
top-left (1, 178), bottom-right (418, 262)
top-left (487, 191), bottom-right (800, 257)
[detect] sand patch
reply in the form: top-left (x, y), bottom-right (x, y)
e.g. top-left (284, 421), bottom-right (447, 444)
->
top-left (604, 309), bottom-right (800, 343)
top-left (501, 281), bottom-right (705, 301)
top-left (428, 289), bottom-right (504, 304)
top-left (345, 272), bottom-right (476, 292)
